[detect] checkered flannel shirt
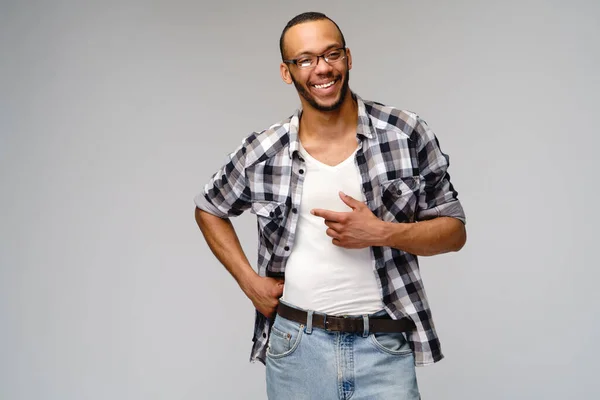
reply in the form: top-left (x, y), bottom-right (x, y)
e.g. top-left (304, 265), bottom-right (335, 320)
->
top-left (195, 93), bottom-right (466, 366)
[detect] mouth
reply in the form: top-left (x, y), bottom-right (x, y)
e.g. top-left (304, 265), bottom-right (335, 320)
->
top-left (312, 80), bottom-right (337, 89)
top-left (309, 77), bottom-right (341, 96)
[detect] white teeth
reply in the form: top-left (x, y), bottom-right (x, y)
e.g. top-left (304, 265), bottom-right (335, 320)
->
top-left (314, 80), bottom-right (335, 89)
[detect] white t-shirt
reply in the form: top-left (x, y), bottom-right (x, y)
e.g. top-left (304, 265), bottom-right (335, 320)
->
top-left (281, 143), bottom-right (384, 315)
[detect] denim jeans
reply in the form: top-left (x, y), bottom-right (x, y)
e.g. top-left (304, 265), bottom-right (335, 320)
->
top-left (265, 301), bottom-right (420, 400)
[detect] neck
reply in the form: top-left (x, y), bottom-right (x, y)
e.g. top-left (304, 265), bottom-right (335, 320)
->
top-left (298, 92), bottom-right (358, 142)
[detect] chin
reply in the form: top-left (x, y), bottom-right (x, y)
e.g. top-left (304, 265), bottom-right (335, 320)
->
top-left (313, 87), bottom-right (348, 111)
top-left (315, 98), bottom-right (344, 111)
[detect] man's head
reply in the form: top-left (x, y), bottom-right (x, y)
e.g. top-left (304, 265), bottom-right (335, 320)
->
top-left (279, 12), bottom-right (352, 112)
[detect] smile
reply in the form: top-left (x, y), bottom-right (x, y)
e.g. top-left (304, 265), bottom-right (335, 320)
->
top-left (313, 80), bottom-right (336, 89)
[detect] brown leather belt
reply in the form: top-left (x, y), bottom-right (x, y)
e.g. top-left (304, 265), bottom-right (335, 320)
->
top-left (277, 302), bottom-right (415, 333)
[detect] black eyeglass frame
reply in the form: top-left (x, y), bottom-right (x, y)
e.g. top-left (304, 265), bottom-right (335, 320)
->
top-left (283, 47), bottom-right (347, 68)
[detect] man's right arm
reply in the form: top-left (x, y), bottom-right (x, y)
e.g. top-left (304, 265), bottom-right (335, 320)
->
top-left (194, 207), bottom-right (283, 318)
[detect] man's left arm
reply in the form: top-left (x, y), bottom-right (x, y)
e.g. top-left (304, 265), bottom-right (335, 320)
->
top-left (388, 115), bottom-right (467, 255)
top-left (312, 116), bottom-right (466, 256)
top-left (380, 214), bottom-right (466, 256)
top-left (312, 192), bottom-right (465, 256)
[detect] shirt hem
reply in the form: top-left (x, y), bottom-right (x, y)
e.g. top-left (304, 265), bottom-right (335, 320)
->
top-left (194, 193), bottom-right (227, 218)
top-left (417, 200), bottom-right (466, 224)
top-left (415, 353), bottom-right (444, 367)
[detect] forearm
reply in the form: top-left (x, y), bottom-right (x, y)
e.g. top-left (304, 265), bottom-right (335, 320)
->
top-left (194, 207), bottom-right (258, 291)
top-left (380, 217), bottom-right (466, 256)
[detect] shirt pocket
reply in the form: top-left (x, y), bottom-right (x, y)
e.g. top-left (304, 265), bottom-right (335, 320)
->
top-left (380, 176), bottom-right (420, 223)
top-left (250, 201), bottom-right (287, 249)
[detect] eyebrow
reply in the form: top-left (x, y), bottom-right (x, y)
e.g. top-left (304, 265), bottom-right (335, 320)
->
top-left (294, 44), bottom-right (341, 58)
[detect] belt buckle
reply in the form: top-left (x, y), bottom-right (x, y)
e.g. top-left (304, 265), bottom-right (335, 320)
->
top-left (324, 315), bottom-right (341, 332)
top-left (324, 315), bottom-right (355, 333)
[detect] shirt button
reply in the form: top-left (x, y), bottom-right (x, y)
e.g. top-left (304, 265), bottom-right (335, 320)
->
top-left (299, 169), bottom-right (304, 174)
top-left (269, 211), bottom-right (274, 217)
top-left (284, 246), bottom-right (290, 251)
top-left (299, 157), bottom-right (305, 162)
top-left (263, 333), bottom-right (267, 338)
top-left (292, 208), bottom-right (297, 214)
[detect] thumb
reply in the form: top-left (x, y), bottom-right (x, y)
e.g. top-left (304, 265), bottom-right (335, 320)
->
top-left (274, 282), bottom-right (284, 296)
top-left (272, 278), bottom-right (284, 288)
top-left (339, 191), bottom-right (362, 209)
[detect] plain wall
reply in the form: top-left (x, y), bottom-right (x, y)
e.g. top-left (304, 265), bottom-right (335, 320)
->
top-left (1, 0), bottom-right (598, 398)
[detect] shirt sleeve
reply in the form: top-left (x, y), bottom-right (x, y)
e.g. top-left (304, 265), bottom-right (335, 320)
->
top-left (194, 139), bottom-right (252, 218)
top-left (414, 117), bottom-right (466, 224)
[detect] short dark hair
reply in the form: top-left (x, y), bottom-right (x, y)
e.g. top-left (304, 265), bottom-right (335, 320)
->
top-left (279, 12), bottom-right (346, 60)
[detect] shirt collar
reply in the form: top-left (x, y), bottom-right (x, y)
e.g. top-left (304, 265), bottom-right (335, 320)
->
top-left (287, 92), bottom-right (376, 159)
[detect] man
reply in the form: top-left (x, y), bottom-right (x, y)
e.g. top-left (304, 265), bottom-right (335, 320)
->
top-left (194, 11), bottom-right (466, 399)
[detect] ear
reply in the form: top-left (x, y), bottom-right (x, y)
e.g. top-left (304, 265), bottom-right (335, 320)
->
top-left (280, 62), bottom-right (293, 84)
top-left (345, 47), bottom-right (353, 71)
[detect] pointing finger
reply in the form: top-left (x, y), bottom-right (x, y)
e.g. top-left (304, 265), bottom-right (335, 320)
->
top-left (311, 209), bottom-right (344, 222)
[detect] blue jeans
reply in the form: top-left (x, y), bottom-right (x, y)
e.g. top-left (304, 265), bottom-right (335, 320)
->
top-left (265, 301), bottom-right (420, 399)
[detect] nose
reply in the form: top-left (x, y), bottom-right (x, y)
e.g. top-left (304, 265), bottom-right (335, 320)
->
top-left (313, 55), bottom-right (334, 74)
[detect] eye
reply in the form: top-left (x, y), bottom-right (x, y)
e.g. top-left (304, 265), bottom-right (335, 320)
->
top-left (326, 50), bottom-right (341, 60)
top-left (297, 58), bottom-right (313, 67)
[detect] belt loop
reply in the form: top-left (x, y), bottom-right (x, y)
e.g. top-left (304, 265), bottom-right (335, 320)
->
top-left (305, 310), bottom-right (314, 335)
top-left (362, 315), bottom-right (369, 338)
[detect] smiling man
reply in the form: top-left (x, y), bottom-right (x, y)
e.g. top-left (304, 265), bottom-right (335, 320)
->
top-left (194, 11), bottom-right (466, 400)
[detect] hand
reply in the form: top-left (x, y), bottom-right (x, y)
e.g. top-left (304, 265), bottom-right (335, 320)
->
top-left (241, 275), bottom-right (284, 318)
top-left (311, 192), bottom-right (386, 249)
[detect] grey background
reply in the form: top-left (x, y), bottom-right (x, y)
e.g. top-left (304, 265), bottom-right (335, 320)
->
top-left (1, 0), bottom-right (598, 399)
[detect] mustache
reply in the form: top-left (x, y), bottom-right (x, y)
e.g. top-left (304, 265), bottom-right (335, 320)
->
top-left (308, 74), bottom-right (340, 86)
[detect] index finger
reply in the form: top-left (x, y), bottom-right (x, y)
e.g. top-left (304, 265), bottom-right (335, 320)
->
top-left (311, 208), bottom-right (344, 222)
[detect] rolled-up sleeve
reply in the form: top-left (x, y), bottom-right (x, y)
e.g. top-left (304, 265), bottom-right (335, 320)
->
top-left (414, 117), bottom-right (466, 224)
top-left (194, 139), bottom-right (252, 218)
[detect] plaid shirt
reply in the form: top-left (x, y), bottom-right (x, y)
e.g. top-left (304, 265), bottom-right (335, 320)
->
top-left (195, 93), bottom-right (466, 366)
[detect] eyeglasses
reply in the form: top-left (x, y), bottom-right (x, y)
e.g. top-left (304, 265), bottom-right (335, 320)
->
top-left (283, 47), bottom-right (347, 69)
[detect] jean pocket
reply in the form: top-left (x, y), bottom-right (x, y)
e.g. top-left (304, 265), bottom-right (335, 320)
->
top-left (266, 316), bottom-right (303, 359)
top-left (370, 332), bottom-right (413, 356)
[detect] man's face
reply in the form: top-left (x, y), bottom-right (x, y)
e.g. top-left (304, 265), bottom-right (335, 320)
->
top-left (281, 20), bottom-right (352, 112)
